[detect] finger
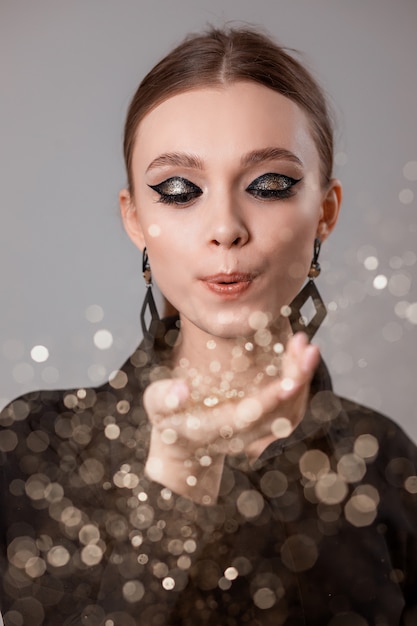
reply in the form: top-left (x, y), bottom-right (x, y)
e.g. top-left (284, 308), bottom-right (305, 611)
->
top-left (280, 333), bottom-right (320, 398)
top-left (143, 378), bottom-right (189, 419)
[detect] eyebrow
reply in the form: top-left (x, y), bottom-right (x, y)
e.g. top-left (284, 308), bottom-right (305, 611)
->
top-left (145, 147), bottom-right (303, 173)
top-left (241, 147), bottom-right (303, 168)
top-left (146, 152), bottom-right (203, 172)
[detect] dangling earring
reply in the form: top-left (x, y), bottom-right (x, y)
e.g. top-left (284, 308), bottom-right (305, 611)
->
top-left (289, 238), bottom-right (327, 339)
top-left (140, 248), bottom-right (160, 344)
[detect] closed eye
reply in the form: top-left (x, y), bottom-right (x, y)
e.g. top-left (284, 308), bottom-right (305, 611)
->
top-left (246, 173), bottom-right (301, 200)
top-left (148, 177), bottom-right (203, 206)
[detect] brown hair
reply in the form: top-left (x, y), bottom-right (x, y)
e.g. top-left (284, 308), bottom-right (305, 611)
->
top-left (123, 26), bottom-right (334, 193)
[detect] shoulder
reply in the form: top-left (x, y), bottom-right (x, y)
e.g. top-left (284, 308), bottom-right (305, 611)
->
top-left (339, 396), bottom-right (415, 448)
top-left (0, 341), bottom-right (152, 440)
top-left (328, 396), bottom-right (417, 483)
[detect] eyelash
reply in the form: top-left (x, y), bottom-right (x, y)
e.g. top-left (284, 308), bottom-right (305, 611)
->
top-left (148, 177), bottom-right (202, 206)
top-left (148, 173), bottom-right (301, 206)
top-left (246, 173), bottom-right (301, 200)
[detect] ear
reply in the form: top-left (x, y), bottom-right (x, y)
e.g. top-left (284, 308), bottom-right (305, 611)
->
top-left (317, 178), bottom-right (342, 241)
top-left (119, 188), bottom-right (145, 251)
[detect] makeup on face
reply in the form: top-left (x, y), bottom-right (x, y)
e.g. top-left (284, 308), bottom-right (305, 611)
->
top-left (125, 82), bottom-right (326, 341)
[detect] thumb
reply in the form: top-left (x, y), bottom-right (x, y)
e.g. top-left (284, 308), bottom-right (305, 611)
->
top-left (143, 378), bottom-right (189, 418)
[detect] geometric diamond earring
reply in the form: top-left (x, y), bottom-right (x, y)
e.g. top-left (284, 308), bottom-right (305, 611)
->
top-left (288, 238), bottom-right (327, 339)
top-left (140, 247), bottom-right (160, 344)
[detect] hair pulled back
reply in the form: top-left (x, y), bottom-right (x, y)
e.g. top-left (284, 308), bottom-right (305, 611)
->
top-left (123, 27), bottom-right (334, 193)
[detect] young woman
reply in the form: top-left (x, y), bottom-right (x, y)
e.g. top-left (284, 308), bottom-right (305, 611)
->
top-left (1, 27), bottom-right (416, 626)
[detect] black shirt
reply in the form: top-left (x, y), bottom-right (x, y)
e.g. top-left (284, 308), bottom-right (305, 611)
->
top-left (1, 319), bottom-right (416, 625)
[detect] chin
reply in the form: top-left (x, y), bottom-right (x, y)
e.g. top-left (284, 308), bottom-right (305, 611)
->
top-left (197, 308), bottom-right (277, 341)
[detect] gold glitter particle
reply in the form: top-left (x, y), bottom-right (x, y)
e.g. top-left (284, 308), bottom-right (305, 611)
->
top-left (0, 429), bottom-right (18, 452)
top-left (162, 576), bottom-right (175, 590)
top-left (116, 400), bottom-right (130, 414)
top-left (104, 423), bottom-right (121, 440)
top-left (373, 275), bottom-right (388, 290)
top-left (183, 539), bottom-right (197, 553)
top-left (79, 524), bottom-right (100, 545)
top-left (63, 393), bottom-right (78, 409)
top-left (406, 302), bottom-right (417, 324)
top-left (186, 415), bottom-right (201, 430)
top-left (399, 188), bottom-right (414, 204)
top-left (153, 562), bottom-right (169, 578)
top-left (137, 554), bottom-right (149, 565)
top-left (281, 377), bottom-right (295, 392)
top-left (218, 577), bottom-right (232, 590)
top-left (26, 430), bottom-right (49, 453)
top-left (404, 476), bottom-right (417, 494)
top-left (403, 160), bottom-right (417, 181)
top-left (131, 534), bottom-right (143, 548)
top-left (25, 474), bottom-right (50, 501)
top-left (253, 587), bottom-right (276, 609)
top-left (236, 490), bottom-right (264, 519)
top-left (7, 536), bottom-right (38, 568)
top-left (354, 434), bottom-right (379, 461)
top-left (94, 329), bottom-right (113, 350)
top-left (224, 566), bottom-right (238, 581)
top-left (167, 539), bottom-right (183, 556)
top-left (337, 453), bottom-right (366, 483)
top-left (109, 370), bottom-right (128, 389)
top-left (129, 504), bottom-right (154, 530)
top-left (265, 364), bottom-right (278, 376)
top-left (259, 470), bottom-right (288, 498)
top-left (85, 304), bottom-right (104, 323)
top-left (47, 545), bottom-right (70, 567)
top-left (271, 417), bottom-right (293, 439)
top-left (281, 534), bottom-right (318, 572)
top-left (236, 397), bottom-right (262, 425)
top-left (122, 580), bottom-right (145, 603)
top-left (45, 482), bottom-right (64, 504)
top-left (161, 428), bottom-right (178, 444)
top-left (81, 544), bottom-right (103, 566)
top-left (61, 506), bottom-right (83, 528)
top-left (315, 472), bottom-right (348, 505)
top-left (79, 458), bottom-right (105, 485)
top-left (344, 493), bottom-right (377, 527)
top-left (363, 256), bottom-right (378, 270)
top-left (299, 450), bottom-right (330, 481)
top-left (208, 359), bottom-right (221, 374)
top-left (248, 310), bottom-right (270, 330)
top-left (345, 485), bottom-right (379, 527)
top-left (25, 556), bottom-right (47, 578)
top-left (254, 328), bottom-right (272, 347)
top-left (388, 272), bottom-right (411, 297)
top-left (30, 345), bottom-right (49, 363)
top-left (148, 224), bottom-right (161, 237)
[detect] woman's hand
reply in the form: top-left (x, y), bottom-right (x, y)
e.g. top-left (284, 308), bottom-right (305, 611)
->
top-left (144, 333), bottom-right (320, 504)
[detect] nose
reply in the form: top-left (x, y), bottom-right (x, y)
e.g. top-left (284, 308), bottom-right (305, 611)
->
top-left (206, 197), bottom-right (250, 249)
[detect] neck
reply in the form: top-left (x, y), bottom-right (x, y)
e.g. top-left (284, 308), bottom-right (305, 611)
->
top-left (170, 315), bottom-right (292, 400)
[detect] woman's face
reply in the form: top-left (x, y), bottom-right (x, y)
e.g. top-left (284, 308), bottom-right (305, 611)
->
top-left (121, 81), bottom-right (341, 340)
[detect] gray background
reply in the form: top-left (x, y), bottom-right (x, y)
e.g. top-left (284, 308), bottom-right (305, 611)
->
top-left (1, 0), bottom-right (417, 439)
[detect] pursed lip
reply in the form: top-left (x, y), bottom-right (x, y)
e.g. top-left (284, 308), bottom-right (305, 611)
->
top-left (201, 272), bottom-right (256, 284)
top-left (199, 272), bottom-right (257, 296)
